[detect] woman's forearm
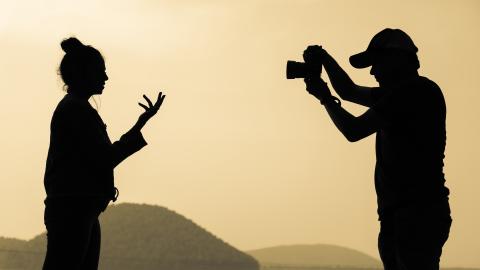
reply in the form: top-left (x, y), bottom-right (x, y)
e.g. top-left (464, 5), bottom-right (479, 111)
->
top-left (130, 117), bottom-right (148, 134)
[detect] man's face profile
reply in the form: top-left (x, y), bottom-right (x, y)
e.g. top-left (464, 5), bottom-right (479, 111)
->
top-left (370, 56), bottom-right (393, 86)
top-left (369, 52), bottom-right (407, 87)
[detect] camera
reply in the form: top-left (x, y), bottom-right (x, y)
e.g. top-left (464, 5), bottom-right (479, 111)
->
top-left (286, 45), bottom-right (323, 79)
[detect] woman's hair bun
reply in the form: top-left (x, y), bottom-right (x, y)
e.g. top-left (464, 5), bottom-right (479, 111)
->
top-left (60, 37), bottom-right (84, 54)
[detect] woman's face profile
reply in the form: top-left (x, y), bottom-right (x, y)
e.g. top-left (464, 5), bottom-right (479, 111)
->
top-left (84, 59), bottom-right (108, 95)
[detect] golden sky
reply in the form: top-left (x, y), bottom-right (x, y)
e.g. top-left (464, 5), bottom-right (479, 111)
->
top-left (1, 0), bottom-right (479, 267)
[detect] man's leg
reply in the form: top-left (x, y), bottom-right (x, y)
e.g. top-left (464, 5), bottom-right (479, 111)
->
top-left (379, 214), bottom-right (399, 270)
top-left (394, 207), bottom-right (452, 270)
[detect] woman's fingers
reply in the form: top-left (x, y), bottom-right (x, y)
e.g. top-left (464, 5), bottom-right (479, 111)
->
top-left (140, 92), bottom-right (166, 115)
top-left (143, 94), bottom-right (153, 108)
top-left (155, 92), bottom-right (163, 107)
top-left (154, 92), bottom-right (162, 107)
top-left (138, 102), bottom-right (149, 111)
top-left (155, 93), bottom-right (166, 109)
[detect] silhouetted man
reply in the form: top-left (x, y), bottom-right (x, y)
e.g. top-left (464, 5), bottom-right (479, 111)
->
top-left (303, 29), bottom-right (451, 270)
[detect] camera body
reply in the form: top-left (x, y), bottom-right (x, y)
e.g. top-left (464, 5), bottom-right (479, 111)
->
top-left (286, 45), bottom-right (323, 79)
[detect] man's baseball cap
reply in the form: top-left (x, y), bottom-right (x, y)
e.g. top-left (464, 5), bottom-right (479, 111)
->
top-left (349, 28), bottom-right (418, 69)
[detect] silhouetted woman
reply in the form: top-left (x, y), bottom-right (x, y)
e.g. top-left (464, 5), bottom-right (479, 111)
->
top-left (42, 37), bottom-right (165, 270)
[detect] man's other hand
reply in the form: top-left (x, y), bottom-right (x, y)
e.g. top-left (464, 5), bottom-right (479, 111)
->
top-left (303, 45), bottom-right (325, 64)
top-left (304, 77), bottom-right (333, 104)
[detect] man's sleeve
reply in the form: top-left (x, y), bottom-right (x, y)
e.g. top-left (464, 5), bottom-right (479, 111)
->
top-left (369, 87), bottom-right (401, 128)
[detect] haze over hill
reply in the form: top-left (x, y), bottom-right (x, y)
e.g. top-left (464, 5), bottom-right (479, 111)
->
top-left (247, 244), bottom-right (480, 270)
top-left (0, 203), bottom-right (259, 270)
top-left (1, 204), bottom-right (478, 270)
top-left (247, 244), bottom-right (382, 268)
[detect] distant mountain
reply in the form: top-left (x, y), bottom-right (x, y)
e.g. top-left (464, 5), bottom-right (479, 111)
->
top-left (0, 237), bottom-right (28, 250)
top-left (247, 244), bottom-right (480, 270)
top-left (247, 244), bottom-right (382, 268)
top-left (0, 203), bottom-right (259, 270)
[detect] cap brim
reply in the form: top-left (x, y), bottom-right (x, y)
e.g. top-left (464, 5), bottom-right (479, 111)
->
top-left (349, 51), bottom-right (373, 69)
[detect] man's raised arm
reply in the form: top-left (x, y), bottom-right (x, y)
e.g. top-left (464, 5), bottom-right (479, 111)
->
top-left (318, 48), bottom-right (374, 107)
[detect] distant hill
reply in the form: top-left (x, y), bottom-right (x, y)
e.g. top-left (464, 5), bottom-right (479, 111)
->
top-left (247, 244), bottom-right (480, 270)
top-left (247, 244), bottom-right (382, 268)
top-left (0, 203), bottom-right (259, 270)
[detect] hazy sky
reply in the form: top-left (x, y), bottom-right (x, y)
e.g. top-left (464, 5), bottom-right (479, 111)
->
top-left (1, 0), bottom-right (479, 267)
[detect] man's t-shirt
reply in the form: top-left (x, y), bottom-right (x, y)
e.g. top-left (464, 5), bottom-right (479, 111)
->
top-left (370, 76), bottom-right (450, 219)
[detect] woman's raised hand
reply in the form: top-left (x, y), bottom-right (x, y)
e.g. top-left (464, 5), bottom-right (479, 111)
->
top-left (135, 92), bottom-right (166, 131)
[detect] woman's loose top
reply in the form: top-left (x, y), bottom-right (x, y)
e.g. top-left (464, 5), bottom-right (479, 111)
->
top-left (44, 94), bottom-right (147, 201)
